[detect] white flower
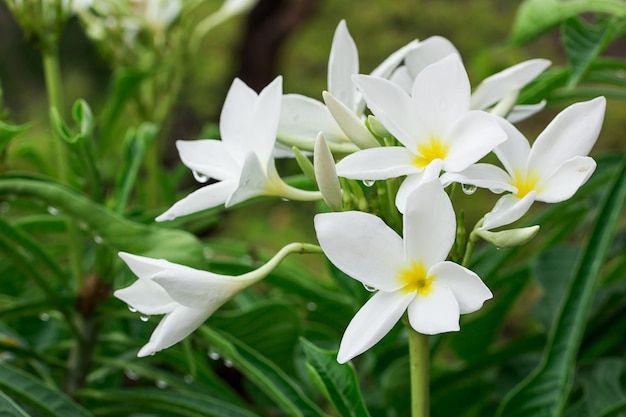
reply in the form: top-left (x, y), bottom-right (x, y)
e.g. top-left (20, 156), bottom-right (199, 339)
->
top-left (336, 54), bottom-right (506, 211)
top-left (314, 179), bottom-right (492, 363)
top-left (115, 252), bottom-right (258, 357)
top-left (442, 97), bottom-right (606, 230)
top-left (278, 20), bottom-right (417, 152)
top-left (156, 76), bottom-right (320, 221)
top-left (390, 36), bottom-right (550, 122)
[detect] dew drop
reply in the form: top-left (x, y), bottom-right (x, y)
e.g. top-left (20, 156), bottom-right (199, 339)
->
top-left (192, 170), bottom-right (209, 183)
top-left (362, 179), bottom-right (375, 187)
top-left (208, 350), bottom-right (220, 360)
top-left (280, 198), bottom-right (289, 202)
top-left (363, 284), bottom-right (377, 292)
top-left (38, 313), bottom-right (50, 322)
top-left (306, 302), bottom-right (317, 311)
top-left (223, 359), bottom-right (234, 368)
top-left (128, 306), bottom-right (138, 313)
top-left (124, 368), bottom-right (140, 381)
top-left (46, 206), bottom-right (59, 215)
top-left (461, 184), bottom-right (477, 195)
top-left (155, 379), bottom-right (168, 389)
top-left (93, 235), bottom-right (104, 244)
top-left (492, 188), bottom-right (505, 194)
top-left (139, 315), bottom-right (150, 322)
top-left (184, 374), bottom-right (194, 384)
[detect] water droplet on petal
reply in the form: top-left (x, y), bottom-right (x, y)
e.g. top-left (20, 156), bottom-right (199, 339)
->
top-left (155, 379), bottom-right (168, 389)
top-left (492, 188), bottom-right (505, 194)
top-left (192, 170), bottom-right (209, 183)
top-left (363, 284), bottom-right (377, 292)
top-left (128, 306), bottom-right (138, 313)
top-left (208, 350), bottom-right (220, 360)
top-left (461, 184), bottom-right (477, 195)
top-left (139, 315), bottom-right (150, 322)
top-left (93, 235), bottom-right (104, 244)
top-left (38, 313), bottom-right (50, 321)
top-left (362, 179), bottom-right (375, 187)
top-left (47, 206), bottom-right (59, 215)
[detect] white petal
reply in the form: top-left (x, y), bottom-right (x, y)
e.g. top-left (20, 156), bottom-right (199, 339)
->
top-left (114, 280), bottom-right (177, 315)
top-left (176, 140), bottom-right (240, 180)
top-left (322, 91), bottom-right (379, 149)
top-left (152, 270), bottom-right (250, 309)
top-left (394, 159), bottom-right (443, 214)
top-left (429, 261), bottom-right (492, 314)
top-left (314, 211), bottom-right (405, 292)
top-left (493, 117), bottom-right (531, 175)
top-left (328, 20), bottom-right (359, 111)
top-left (411, 54), bottom-right (470, 136)
top-left (407, 282), bottom-right (460, 334)
top-left (155, 179), bottom-right (238, 221)
top-left (506, 101), bottom-right (546, 123)
top-left (370, 40), bottom-right (419, 79)
top-left (250, 76), bottom-right (283, 166)
top-left (278, 94), bottom-right (345, 143)
top-left (335, 147), bottom-right (419, 180)
top-left (137, 306), bottom-right (212, 357)
top-left (528, 97), bottom-right (606, 179)
top-left (389, 66), bottom-right (413, 93)
top-left (482, 192), bottom-right (536, 231)
top-left (443, 111), bottom-right (507, 173)
top-left (118, 251), bottom-right (183, 278)
top-left (403, 178), bottom-right (455, 269)
top-left (226, 153), bottom-right (274, 207)
top-left (536, 156), bottom-right (596, 203)
top-left (404, 36), bottom-right (460, 79)
top-left (337, 290), bottom-right (414, 363)
top-left (440, 163), bottom-right (514, 192)
top-left (470, 59), bottom-right (551, 110)
top-left (352, 75), bottom-right (418, 149)
top-left (219, 78), bottom-right (257, 156)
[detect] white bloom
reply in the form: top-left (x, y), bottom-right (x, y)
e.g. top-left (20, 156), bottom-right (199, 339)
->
top-left (278, 20), bottom-right (417, 152)
top-left (442, 97), bottom-right (606, 230)
top-left (156, 76), bottom-right (320, 221)
top-left (314, 179), bottom-right (492, 363)
top-left (390, 36), bottom-right (550, 122)
top-left (115, 252), bottom-right (258, 357)
top-left (336, 54), bottom-right (506, 211)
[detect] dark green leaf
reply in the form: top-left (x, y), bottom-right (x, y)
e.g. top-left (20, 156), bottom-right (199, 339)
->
top-left (564, 358), bottom-right (625, 417)
top-left (199, 327), bottom-right (329, 417)
top-left (301, 338), bottom-right (371, 417)
top-left (0, 362), bottom-right (92, 417)
top-left (496, 156), bottom-right (626, 417)
top-left (0, 390), bottom-right (31, 417)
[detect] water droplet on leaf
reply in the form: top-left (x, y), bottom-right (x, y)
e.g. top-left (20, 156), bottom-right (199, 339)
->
top-left (306, 302), bottom-right (317, 311)
top-left (208, 350), bottom-right (220, 360)
top-left (93, 235), bottom-right (104, 244)
top-left (39, 313), bottom-right (50, 321)
top-left (184, 374), bottom-right (194, 384)
top-left (124, 368), bottom-right (140, 381)
top-left (47, 206), bottom-right (59, 215)
top-left (224, 359), bottom-right (234, 368)
top-left (155, 379), bottom-right (168, 389)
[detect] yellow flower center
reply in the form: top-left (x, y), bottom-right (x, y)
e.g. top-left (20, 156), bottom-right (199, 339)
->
top-left (413, 136), bottom-right (449, 168)
top-left (398, 261), bottom-right (434, 296)
top-left (513, 171), bottom-right (541, 198)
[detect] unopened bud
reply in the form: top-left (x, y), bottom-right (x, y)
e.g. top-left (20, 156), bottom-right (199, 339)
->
top-left (475, 225), bottom-right (539, 249)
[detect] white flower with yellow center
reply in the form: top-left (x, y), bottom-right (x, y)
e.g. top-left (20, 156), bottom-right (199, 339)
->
top-left (314, 179), bottom-right (492, 363)
top-left (336, 54), bottom-right (506, 211)
top-left (442, 97), bottom-right (606, 230)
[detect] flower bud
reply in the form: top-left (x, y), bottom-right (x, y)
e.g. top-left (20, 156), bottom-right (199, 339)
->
top-left (475, 225), bottom-right (540, 249)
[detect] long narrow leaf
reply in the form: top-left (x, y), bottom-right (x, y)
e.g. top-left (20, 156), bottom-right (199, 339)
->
top-left (0, 390), bottom-right (31, 417)
top-left (496, 156), bottom-right (626, 417)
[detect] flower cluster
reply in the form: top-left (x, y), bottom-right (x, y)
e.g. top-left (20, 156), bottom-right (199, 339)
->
top-left (116, 20), bottom-right (605, 361)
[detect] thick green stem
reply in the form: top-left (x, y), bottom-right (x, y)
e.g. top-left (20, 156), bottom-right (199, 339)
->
top-left (462, 218), bottom-right (484, 268)
top-left (407, 325), bottom-right (429, 417)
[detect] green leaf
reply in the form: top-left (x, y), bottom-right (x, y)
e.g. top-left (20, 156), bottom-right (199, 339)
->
top-left (0, 362), bottom-right (92, 417)
top-left (0, 390), bottom-right (31, 417)
top-left (510, 0), bottom-right (626, 44)
top-left (301, 338), bottom-right (371, 417)
top-left (0, 176), bottom-right (207, 268)
top-left (78, 389), bottom-right (259, 417)
top-left (0, 120), bottom-right (29, 154)
top-left (199, 327), bottom-right (329, 417)
top-left (496, 156), bottom-right (626, 417)
top-left (562, 17), bottom-right (619, 88)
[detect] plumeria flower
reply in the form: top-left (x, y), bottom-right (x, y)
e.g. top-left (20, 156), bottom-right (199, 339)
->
top-left (336, 54), bottom-right (506, 211)
top-left (442, 97), bottom-right (606, 230)
top-left (315, 179), bottom-right (492, 363)
top-left (390, 36), bottom-right (550, 122)
top-left (156, 76), bottom-right (321, 221)
top-left (278, 20), bottom-right (417, 153)
top-left (116, 243), bottom-right (313, 356)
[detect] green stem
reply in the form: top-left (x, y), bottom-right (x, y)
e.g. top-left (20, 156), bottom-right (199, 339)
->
top-left (407, 325), bottom-right (429, 417)
top-left (462, 218), bottom-right (484, 268)
top-left (42, 52), bottom-right (83, 289)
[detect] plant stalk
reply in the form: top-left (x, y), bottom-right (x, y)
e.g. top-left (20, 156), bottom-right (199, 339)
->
top-left (407, 325), bottom-right (429, 417)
